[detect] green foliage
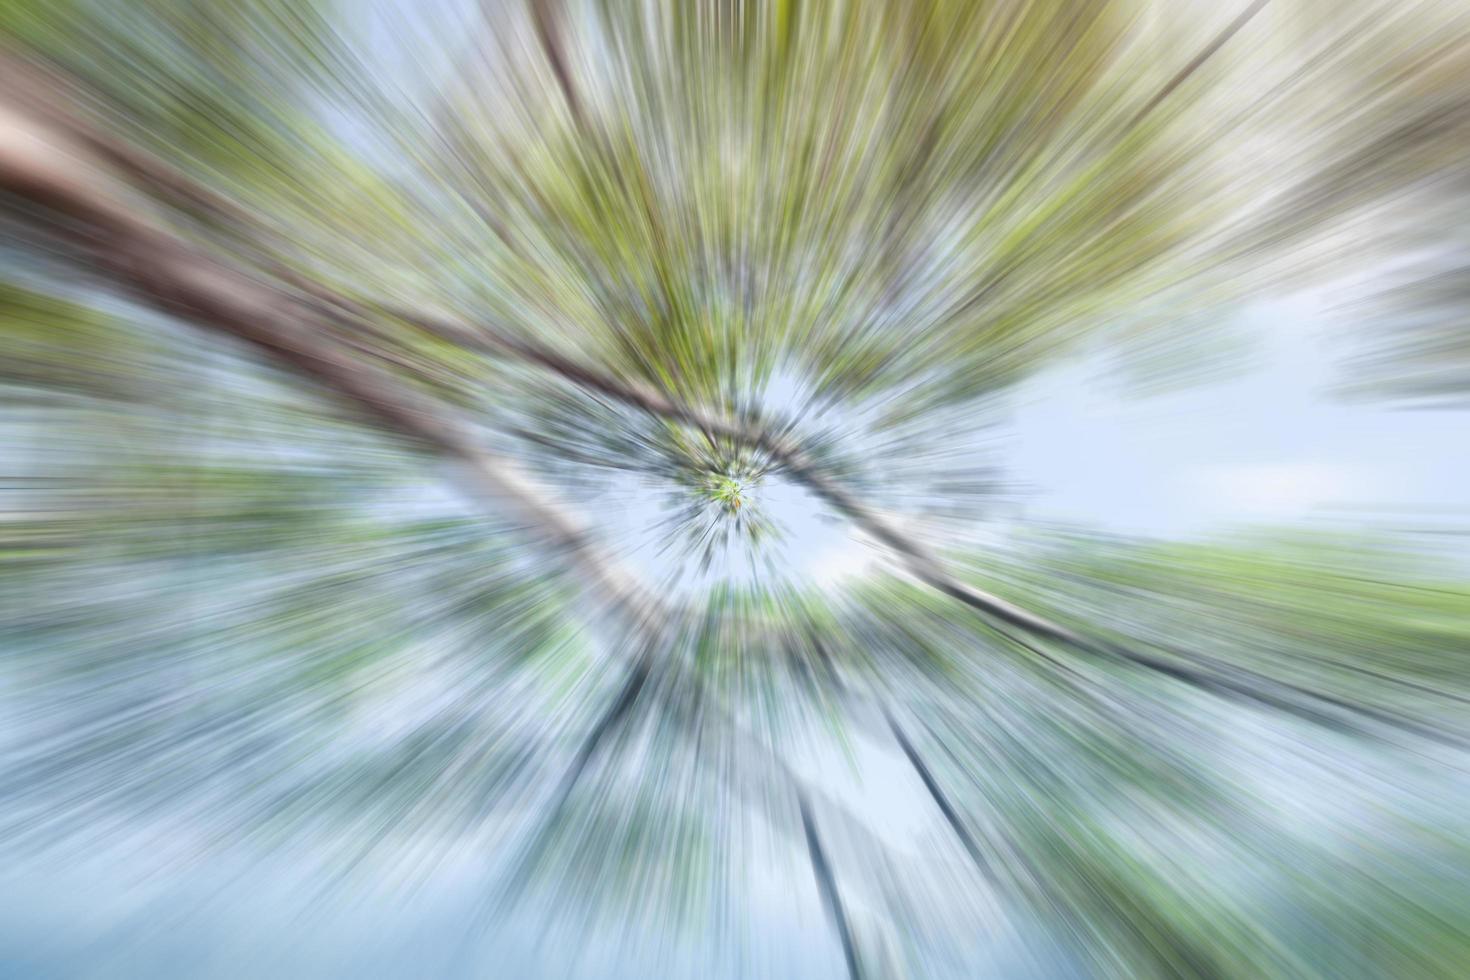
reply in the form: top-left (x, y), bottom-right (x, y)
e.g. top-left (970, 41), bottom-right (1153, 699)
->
top-left (5, 0), bottom-right (1470, 975)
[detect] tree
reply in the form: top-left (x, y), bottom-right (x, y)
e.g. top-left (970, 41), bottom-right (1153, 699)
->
top-left (3, 0), bottom-right (1470, 976)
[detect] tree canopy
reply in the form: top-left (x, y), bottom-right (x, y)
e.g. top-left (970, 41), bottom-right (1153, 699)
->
top-left (3, 0), bottom-right (1470, 976)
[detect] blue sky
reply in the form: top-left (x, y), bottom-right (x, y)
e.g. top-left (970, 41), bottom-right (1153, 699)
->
top-left (1008, 292), bottom-right (1470, 538)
